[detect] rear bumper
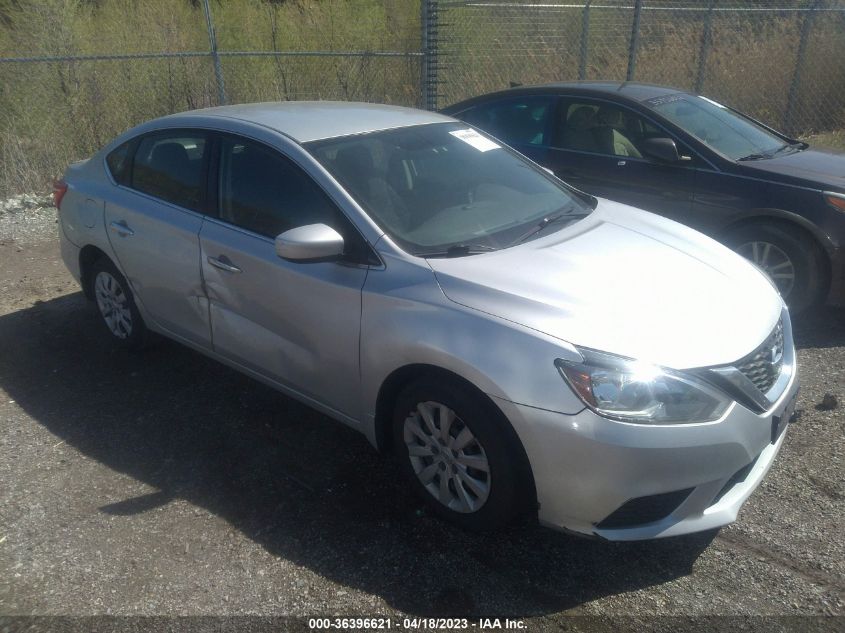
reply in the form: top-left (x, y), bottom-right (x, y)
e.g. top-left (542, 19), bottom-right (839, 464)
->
top-left (59, 225), bottom-right (82, 286)
top-left (493, 362), bottom-right (798, 541)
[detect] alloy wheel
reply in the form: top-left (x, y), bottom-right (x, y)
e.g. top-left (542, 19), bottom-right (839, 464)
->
top-left (736, 240), bottom-right (796, 298)
top-left (403, 401), bottom-right (491, 513)
top-left (94, 271), bottom-right (133, 339)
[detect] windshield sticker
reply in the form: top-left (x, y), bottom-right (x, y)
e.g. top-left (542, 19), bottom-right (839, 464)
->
top-left (449, 128), bottom-right (500, 152)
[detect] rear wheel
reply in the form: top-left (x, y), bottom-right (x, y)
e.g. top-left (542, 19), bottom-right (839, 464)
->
top-left (89, 257), bottom-right (147, 349)
top-left (725, 223), bottom-right (825, 313)
top-left (392, 377), bottom-right (528, 531)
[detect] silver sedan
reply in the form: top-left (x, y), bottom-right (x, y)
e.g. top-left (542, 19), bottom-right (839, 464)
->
top-left (56, 102), bottom-right (798, 539)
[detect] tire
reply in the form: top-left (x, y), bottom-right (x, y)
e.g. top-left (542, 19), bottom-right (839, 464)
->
top-left (88, 257), bottom-right (147, 349)
top-left (392, 376), bottom-right (530, 531)
top-left (724, 223), bottom-right (826, 313)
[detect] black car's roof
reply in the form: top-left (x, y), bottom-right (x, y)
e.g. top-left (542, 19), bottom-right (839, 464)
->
top-left (442, 81), bottom-right (689, 111)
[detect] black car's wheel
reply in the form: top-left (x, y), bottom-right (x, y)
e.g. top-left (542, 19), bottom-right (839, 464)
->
top-left (725, 224), bottom-right (825, 313)
top-left (89, 257), bottom-right (147, 349)
top-left (393, 376), bottom-right (530, 531)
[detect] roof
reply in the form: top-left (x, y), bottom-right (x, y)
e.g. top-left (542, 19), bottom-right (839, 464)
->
top-left (164, 101), bottom-right (452, 143)
top-left (441, 81), bottom-right (688, 112)
top-left (536, 81), bottom-right (686, 101)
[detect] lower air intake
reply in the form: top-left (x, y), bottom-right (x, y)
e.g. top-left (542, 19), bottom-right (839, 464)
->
top-left (596, 487), bottom-right (695, 530)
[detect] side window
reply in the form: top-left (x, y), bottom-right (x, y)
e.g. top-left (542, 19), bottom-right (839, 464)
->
top-left (553, 101), bottom-right (646, 158)
top-left (218, 138), bottom-right (338, 239)
top-left (106, 141), bottom-right (132, 185)
top-left (459, 97), bottom-right (553, 147)
top-left (131, 133), bottom-right (207, 211)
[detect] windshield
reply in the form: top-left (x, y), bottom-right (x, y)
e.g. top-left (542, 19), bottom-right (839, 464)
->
top-left (305, 122), bottom-right (593, 255)
top-left (646, 94), bottom-right (787, 161)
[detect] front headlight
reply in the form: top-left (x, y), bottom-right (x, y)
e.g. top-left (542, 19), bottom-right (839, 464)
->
top-left (556, 349), bottom-right (730, 424)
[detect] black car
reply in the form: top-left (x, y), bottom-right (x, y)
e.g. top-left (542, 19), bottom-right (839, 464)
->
top-left (442, 82), bottom-right (845, 311)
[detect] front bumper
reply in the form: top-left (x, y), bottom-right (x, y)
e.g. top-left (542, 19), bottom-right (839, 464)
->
top-left (493, 360), bottom-right (799, 540)
top-left (826, 245), bottom-right (845, 305)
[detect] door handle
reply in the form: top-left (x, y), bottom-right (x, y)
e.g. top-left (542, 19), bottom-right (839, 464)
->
top-left (109, 220), bottom-right (134, 237)
top-left (207, 255), bottom-right (242, 274)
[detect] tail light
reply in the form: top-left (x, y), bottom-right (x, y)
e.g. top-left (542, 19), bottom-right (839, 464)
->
top-left (53, 179), bottom-right (68, 210)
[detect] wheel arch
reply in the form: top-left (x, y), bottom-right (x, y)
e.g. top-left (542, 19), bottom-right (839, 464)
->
top-left (718, 210), bottom-right (832, 294)
top-left (78, 244), bottom-right (111, 300)
top-left (373, 363), bottom-right (537, 511)
top-left (718, 209), bottom-right (834, 257)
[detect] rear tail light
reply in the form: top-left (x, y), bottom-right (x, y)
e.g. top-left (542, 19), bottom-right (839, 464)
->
top-left (53, 179), bottom-right (68, 210)
top-left (824, 191), bottom-right (845, 213)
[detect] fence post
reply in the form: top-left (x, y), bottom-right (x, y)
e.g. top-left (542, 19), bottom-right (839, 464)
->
top-left (420, 0), bottom-right (439, 110)
top-left (784, 0), bottom-right (822, 135)
top-left (694, 0), bottom-right (716, 94)
top-left (201, 0), bottom-right (227, 105)
top-left (579, 0), bottom-right (591, 80)
top-left (626, 0), bottom-right (644, 81)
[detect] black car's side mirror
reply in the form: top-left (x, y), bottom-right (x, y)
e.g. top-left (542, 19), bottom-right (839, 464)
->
top-left (641, 137), bottom-right (688, 163)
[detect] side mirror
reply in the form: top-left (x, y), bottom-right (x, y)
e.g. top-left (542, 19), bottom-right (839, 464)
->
top-left (641, 137), bottom-right (682, 163)
top-left (275, 223), bottom-right (344, 262)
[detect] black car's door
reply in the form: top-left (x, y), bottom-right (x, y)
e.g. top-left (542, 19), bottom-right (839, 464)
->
top-left (544, 97), bottom-right (700, 219)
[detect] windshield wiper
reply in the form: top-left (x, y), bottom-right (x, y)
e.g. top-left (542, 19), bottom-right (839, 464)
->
top-left (737, 152), bottom-right (771, 161)
top-left (421, 243), bottom-right (498, 258)
top-left (772, 142), bottom-right (805, 156)
top-left (507, 210), bottom-right (578, 247)
top-left (739, 142), bottom-right (804, 161)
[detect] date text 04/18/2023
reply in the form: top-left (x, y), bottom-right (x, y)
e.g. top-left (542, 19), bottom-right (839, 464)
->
top-left (307, 617), bottom-right (527, 630)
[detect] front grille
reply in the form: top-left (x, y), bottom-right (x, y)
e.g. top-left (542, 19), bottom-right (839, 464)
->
top-left (735, 318), bottom-right (784, 394)
top-left (596, 488), bottom-right (694, 530)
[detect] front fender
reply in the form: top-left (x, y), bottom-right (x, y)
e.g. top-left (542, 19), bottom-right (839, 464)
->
top-left (359, 255), bottom-right (585, 446)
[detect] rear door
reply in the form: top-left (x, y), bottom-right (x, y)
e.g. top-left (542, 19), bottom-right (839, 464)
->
top-left (456, 95), bottom-right (556, 167)
top-left (104, 130), bottom-right (212, 348)
top-left (199, 134), bottom-right (369, 419)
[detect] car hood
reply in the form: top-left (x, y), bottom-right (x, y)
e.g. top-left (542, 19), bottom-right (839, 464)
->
top-left (742, 146), bottom-right (845, 191)
top-left (427, 200), bottom-right (783, 370)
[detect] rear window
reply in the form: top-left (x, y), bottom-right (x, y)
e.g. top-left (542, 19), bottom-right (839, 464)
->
top-left (106, 141), bottom-right (132, 185)
top-left (130, 134), bottom-right (207, 211)
top-left (459, 97), bottom-right (553, 147)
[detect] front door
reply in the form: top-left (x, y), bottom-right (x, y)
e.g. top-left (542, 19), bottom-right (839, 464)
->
top-left (200, 135), bottom-right (368, 419)
top-left (545, 98), bottom-right (698, 219)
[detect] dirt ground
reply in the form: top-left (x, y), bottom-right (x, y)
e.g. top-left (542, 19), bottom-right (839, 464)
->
top-left (0, 210), bottom-right (843, 631)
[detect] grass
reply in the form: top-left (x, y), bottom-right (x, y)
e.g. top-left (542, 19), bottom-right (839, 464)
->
top-left (0, 0), bottom-right (844, 197)
top-left (803, 130), bottom-right (845, 152)
top-left (0, 0), bottom-right (421, 197)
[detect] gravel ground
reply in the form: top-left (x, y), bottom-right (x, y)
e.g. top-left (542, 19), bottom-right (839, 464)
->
top-left (0, 194), bottom-right (55, 247)
top-left (0, 201), bottom-right (842, 631)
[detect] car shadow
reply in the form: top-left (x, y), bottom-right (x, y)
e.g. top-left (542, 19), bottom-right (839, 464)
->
top-left (0, 293), bottom-right (717, 617)
top-left (793, 305), bottom-right (845, 350)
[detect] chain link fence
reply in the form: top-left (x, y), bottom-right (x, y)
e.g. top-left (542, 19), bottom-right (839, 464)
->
top-left (434, 0), bottom-right (845, 137)
top-left (1, 0), bottom-right (844, 197)
top-left (0, 0), bottom-right (423, 197)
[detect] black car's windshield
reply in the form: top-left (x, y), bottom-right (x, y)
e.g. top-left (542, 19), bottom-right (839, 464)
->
top-left (305, 122), bottom-right (593, 255)
top-left (647, 94), bottom-right (789, 161)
